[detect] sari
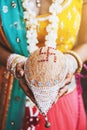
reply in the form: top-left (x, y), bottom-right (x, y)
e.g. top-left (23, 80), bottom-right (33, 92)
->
top-left (0, 0), bottom-right (86, 130)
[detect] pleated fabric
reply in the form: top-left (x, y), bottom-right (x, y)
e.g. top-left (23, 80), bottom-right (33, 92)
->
top-left (23, 87), bottom-right (87, 130)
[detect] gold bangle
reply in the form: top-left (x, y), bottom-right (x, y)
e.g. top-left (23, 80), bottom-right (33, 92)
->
top-left (7, 54), bottom-right (27, 78)
top-left (11, 56), bottom-right (21, 67)
top-left (64, 51), bottom-right (83, 73)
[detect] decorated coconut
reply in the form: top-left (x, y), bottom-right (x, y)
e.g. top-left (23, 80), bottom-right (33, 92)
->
top-left (24, 46), bottom-right (68, 127)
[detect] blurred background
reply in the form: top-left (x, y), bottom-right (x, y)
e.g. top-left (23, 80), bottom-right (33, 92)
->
top-left (81, 62), bottom-right (87, 114)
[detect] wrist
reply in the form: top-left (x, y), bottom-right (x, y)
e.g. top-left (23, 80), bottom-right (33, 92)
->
top-left (64, 51), bottom-right (83, 74)
top-left (6, 54), bottom-right (27, 78)
top-left (65, 54), bottom-right (78, 74)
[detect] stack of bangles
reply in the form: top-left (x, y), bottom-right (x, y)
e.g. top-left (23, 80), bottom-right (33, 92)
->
top-left (64, 50), bottom-right (83, 74)
top-left (6, 54), bottom-right (27, 78)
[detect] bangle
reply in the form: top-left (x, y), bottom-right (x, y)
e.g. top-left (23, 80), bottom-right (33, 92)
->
top-left (6, 54), bottom-right (27, 78)
top-left (64, 51), bottom-right (83, 73)
top-left (65, 54), bottom-right (78, 74)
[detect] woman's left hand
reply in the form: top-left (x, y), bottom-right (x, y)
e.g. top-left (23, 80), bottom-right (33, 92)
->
top-left (58, 73), bottom-right (73, 98)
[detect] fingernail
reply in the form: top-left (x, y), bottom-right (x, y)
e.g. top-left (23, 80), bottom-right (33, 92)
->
top-left (20, 71), bottom-right (24, 77)
top-left (58, 93), bottom-right (61, 97)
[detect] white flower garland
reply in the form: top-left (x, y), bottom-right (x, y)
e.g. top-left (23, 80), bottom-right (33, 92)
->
top-left (22, 0), bottom-right (72, 53)
top-left (22, 0), bottom-right (64, 53)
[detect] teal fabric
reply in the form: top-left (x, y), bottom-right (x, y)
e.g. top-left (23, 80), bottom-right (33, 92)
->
top-left (0, 0), bottom-right (29, 56)
top-left (0, 0), bottom-right (30, 129)
top-left (6, 79), bottom-right (26, 130)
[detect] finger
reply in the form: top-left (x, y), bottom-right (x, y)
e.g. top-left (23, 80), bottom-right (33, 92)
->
top-left (19, 79), bottom-right (36, 103)
top-left (55, 73), bottom-right (73, 102)
top-left (58, 86), bottom-right (68, 98)
top-left (58, 74), bottom-right (72, 97)
top-left (17, 62), bottom-right (24, 69)
top-left (54, 86), bottom-right (68, 103)
top-left (15, 70), bottom-right (24, 79)
top-left (58, 73), bottom-right (73, 98)
top-left (17, 70), bottom-right (24, 78)
top-left (16, 62), bottom-right (25, 78)
top-left (64, 73), bottom-right (73, 85)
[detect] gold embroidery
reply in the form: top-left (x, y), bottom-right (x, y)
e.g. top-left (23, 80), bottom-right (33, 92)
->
top-left (0, 70), bottom-right (13, 130)
top-left (0, 25), bottom-right (12, 51)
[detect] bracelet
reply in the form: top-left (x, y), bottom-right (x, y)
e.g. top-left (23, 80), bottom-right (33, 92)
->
top-left (65, 54), bottom-right (78, 74)
top-left (7, 54), bottom-right (27, 78)
top-left (64, 51), bottom-right (83, 73)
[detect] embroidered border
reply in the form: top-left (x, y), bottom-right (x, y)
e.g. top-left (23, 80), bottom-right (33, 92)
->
top-left (0, 69), bottom-right (13, 130)
top-left (0, 25), bottom-right (12, 51)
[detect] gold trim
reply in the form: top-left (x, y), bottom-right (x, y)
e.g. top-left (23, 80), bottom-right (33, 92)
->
top-left (0, 25), bottom-right (12, 51)
top-left (1, 71), bottom-right (13, 130)
top-left (64, 50), bottom-right (83, 73)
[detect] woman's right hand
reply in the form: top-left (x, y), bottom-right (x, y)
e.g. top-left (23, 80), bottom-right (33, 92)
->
top-left (19, 78), bottom-right (36, 104)
top-left (16, 62), bottom-right (36, 104)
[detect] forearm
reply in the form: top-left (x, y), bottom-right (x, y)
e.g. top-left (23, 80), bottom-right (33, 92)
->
top-left (73, 3), bottom-right (87, 63)
top-left (0, 44), bottom-right (11, 66)
top-left (73, 43), bottom-right (87, 63)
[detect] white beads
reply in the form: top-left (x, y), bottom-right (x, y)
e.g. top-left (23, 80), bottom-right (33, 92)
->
top-left (29, 83), bottom-right (61, 114)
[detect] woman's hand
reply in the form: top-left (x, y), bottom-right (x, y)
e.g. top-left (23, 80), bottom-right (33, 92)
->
top-left (16, 62), bottom-right (25, 78)
top-left (16, 62), bottom-right (36, 104)
top-left (19, 78), bottom-right (36, 104)
top-left (58, 73), bottom-right (73, 98)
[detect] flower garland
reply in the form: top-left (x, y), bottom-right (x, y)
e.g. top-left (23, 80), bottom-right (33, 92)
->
top-left (22, 0), bottom-right (71, 53)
